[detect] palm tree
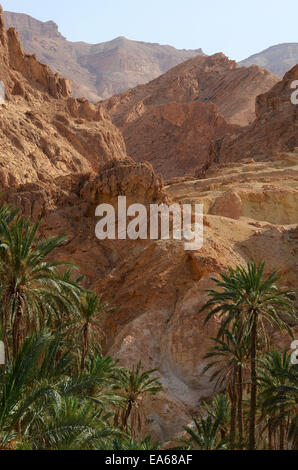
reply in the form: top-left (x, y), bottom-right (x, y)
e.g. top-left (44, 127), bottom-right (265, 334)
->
top-left (180, 415), bottom-right (228, 450)
top-left (0, 216), bottom-right (82, 358)
top-left (201, 394), bottom-right (230, 441)
top-left (201, 262), bottom-right (296, 449)
top-left (259, 350), bottom-right (298, 450)
top-left (203, 321), bottom-right (250, 447)
top-left (114, 361), bottom-right (163, 436)
top-left (66, 291), bottom-right (113, 372)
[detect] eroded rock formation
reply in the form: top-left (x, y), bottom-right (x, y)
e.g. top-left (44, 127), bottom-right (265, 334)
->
top-left (213, 65), bottom-right (298, 164)
top-left (0, 6), bottom-right (131, 218)
top-left (103, 53), bottom-right (279, 178)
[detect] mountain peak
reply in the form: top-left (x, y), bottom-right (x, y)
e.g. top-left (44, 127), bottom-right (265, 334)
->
top-left (4, 11), bottom-right (65, 40)
top-left (115, 35), bottom-right (128, 41)
top-left (239, 42), bottom-right (298, 77)
top-left (3, 11), bottom-right (203, 101)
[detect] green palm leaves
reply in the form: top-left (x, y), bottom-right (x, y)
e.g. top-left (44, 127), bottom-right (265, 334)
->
top-left (0, 212), bottom-right (82, 359)
top-left (0, 330), bottom-right (163, 450)
top-left (258, 350), bottom-right (298, 449)
top-left (183, 416), bottom-right (228, 450)
top-left (203, 262), bottom-right (295, 340)
top-left (0, 331), bottom-right (117, 450)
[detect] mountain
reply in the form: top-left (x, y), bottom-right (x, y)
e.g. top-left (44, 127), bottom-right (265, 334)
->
top-left (4, 11), bottom-right (203, 101)
top-left (211, 64), bottom-right (298, 164)
top-left (103, 53), bottom-right (279, 178)
top-left (240, 43), bottom-right (298, 78)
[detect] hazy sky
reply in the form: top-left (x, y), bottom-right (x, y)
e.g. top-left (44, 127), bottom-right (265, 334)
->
top-left (2, 0), bottom-right (297, 61)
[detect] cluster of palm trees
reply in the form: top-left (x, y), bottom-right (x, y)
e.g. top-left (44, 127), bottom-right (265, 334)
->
top-left (0, 205), bottom-right (162, 450)
top-left (181, 263), bottom-right (297, 450)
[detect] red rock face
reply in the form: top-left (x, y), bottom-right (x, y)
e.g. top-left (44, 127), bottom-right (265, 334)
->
top-left (0, 5), bottom-right (135, 219)
top-left (213, 65), bottom-right (298, 163)
top-left (102, 53), bottom-right (279, 179)
top-left (120, 100), bottom-right (236, 179)
top-left (0, 13), bottom-right (71, 100)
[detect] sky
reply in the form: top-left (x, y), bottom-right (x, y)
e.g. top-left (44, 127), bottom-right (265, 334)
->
top-left (1, 0), bottom-right (298, 61)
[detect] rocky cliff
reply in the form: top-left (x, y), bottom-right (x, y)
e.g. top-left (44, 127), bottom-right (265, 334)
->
top-left (212, 64), bottom-right (298, 164)
top-left (4, 10), bottom-right (203, 102)
top-left (103, 53), bottom-right (279, 178)
top-left (0, 6), bottom-right (135, 217)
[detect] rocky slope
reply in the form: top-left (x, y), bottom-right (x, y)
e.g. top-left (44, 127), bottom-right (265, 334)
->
top-left (103, 54), bottom-right (279, 178)
top-left (166, 152), bottom-right (298, 226)
top-left (4, 10), bottom-right (203, 102)
top-left (0, 5), bottom-right (297, 442)
top-left (240, 43), bottom-right (298, 78)
top-left (211, 64), bottom-right (298, 164)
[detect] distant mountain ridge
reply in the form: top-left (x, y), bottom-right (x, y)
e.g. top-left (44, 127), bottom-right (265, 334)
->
top-left (4, 11), bottom-right (203, 101)
top-left (239, 43), bottom-right (298, 77)
top-left (5, 11), bottom-right (296, 102)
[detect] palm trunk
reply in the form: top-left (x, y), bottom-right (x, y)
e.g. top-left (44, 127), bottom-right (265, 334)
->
top-left (237, 365), bottom-right (243, 445)
top-left (12, 301), bottom-right (22, 359)
top-left (2, 295), bottom-right (10, 362)
top-left (123, 400), bottom-right (133, 430)
top-left (268, 423), bottom-right (273, 450)
top-left (229, 372), bottom-right (237, 449)
top-left (249, 311), bottom-right (257, 450)
top-left (292, 425), bottom-right (298, 450)
top-left (80, 324), bottom-right (89, 372)
top-left (230, 400), bottom-right (237, 449)
top-left (1, 312), bottom-right (9, 363)
top-left (279, 411), bottom-right (285, 450)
